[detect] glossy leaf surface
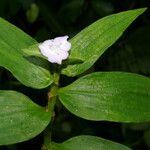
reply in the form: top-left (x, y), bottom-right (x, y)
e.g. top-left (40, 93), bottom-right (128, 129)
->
top-left (62, 8), bottom-right (146, 76)
top-left (59, 72), bottom-right (150, 122)
top-left (0, 18), bottom-right (53, 89)
top-left (49, 136), bottom-right (131, 150)
top-left (0, 90), bottom-right (50, 145)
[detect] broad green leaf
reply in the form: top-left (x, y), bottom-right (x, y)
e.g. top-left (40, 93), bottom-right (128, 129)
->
top-left (58, 72), bottom-right (150, 122)
top-left (0, 90), bottom-right (50, 145)
top-left (0, 18), bottom-right (53, 89)
top-left (61, 8), bottom-right (146, 76)
top-left (48, 136), bottom-right (131, 150)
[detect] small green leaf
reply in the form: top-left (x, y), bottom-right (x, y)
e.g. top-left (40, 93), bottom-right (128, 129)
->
top-left (26, 3), bottom-right (39, 24)
top-left (0, 90), bottom-right (50, 145)
top-left (59, 72), bottom-right (150, 122)
top-left (0, 18), bottom-right (53, 89)
top-left (48, 135), bottom-right (131, 150)
top-left (22, 44), bottom-right (45, 58)
top-left (61, 8), bottom-right (147, 76)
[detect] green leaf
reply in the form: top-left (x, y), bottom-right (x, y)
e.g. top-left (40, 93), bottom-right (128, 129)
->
top-left (61, 8), bottom-right (147, 76)
top-left (0, 18), bottom-right (53, 89)
top-left (58, 72), bottom-right (150, 122)
top-left (0, 90), bottom-right (50, 145)
top-left (26, 3), bottom-right (39, 24)
top-left (48, 135), bottom-right (131, 150)
top-left (22, 44), bottom-right (45, 58)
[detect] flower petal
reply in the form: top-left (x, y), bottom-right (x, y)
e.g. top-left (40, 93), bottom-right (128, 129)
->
top-left (39, 36), bottom-right (71, 64)
top-left (60, 41), bottom-right (71, 51)
top-left (54, 36), bottom-right (68, 44)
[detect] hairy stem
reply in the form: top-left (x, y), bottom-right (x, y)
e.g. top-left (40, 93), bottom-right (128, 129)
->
top-left (43, 72), bottom-right (60, 149)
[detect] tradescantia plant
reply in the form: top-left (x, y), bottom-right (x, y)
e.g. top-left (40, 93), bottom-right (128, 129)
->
top-left (0, 8), bottom-right (149, 150)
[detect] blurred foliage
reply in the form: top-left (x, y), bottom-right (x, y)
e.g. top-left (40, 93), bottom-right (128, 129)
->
top-left (0, 0), bottom-right (150, 150)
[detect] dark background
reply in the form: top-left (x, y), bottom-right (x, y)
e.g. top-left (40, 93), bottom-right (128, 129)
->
top-left (0, 0), bottom-right (150, 150)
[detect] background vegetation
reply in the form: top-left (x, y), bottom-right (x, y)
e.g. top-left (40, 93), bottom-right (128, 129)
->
top-left (0, 0), bottom-right (150, 149)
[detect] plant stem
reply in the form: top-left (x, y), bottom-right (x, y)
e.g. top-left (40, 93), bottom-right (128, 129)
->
top-left (43, 72), bottom-right (60, 149)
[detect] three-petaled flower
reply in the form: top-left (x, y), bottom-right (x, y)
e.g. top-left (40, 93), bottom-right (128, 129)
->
top-left (39, 36), bottom-right (71, 64)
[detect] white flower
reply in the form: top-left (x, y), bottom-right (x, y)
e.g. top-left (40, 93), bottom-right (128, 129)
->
top-left (39, 36), bottom-right (71, 64)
